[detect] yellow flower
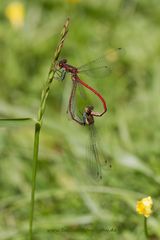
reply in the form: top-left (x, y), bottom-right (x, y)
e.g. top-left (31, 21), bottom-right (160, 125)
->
top-left (5, 2), bottom-right (25, 28)
top-left (136, 196), bottom-right (153, 218)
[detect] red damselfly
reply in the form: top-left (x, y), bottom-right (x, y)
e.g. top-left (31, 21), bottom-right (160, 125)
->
top-left (55, 48), bottom-right (124, 124)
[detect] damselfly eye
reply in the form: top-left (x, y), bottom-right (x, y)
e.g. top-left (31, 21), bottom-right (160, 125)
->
top-left (61, 59), bottom-right (67, 64)
top-left (59, 62), bottom-right (63, 67)
top-left (63, 59), bottom-right (67, 63)
top-left (59, 59), bottom-right (67, 67)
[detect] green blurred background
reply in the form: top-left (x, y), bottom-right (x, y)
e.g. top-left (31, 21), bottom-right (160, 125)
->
top-left (0, 0), bottom-right (160, 239)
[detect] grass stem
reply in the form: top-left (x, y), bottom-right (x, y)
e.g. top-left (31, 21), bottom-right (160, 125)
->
top-left (29, 122), bottom-right (41, 240)
top-left (29, 18), bottom-right (70, 239)
top-left (144, 217), bottom-right (149, 239)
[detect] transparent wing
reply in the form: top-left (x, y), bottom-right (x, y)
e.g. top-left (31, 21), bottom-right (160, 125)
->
top-left (86, 125), bottom-right (113, 180)
top-left (86, 125), bottom-right (102, 180)
top-left (66, 80), bottom-right (86, 124)
top-left (78, 48), bottom-right (125, 77)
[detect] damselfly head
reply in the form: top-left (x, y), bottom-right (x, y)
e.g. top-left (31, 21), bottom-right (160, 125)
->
top-left (85, 105), bottom-right (94, 114)
top-left (59, 59), bottom-right (67, 67)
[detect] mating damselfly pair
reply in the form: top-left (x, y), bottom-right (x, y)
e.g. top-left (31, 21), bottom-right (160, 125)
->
top-left (54, 48), bottom-right (124, 179)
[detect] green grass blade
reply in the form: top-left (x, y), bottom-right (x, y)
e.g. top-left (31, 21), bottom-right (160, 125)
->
top-left (29, 123), bottom-right (41, 240)
top-left (0, 118), bottom-right (36, 127)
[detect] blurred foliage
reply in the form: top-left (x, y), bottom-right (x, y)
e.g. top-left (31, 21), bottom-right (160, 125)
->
top-left (0, 0), bottom-right (160, 239)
